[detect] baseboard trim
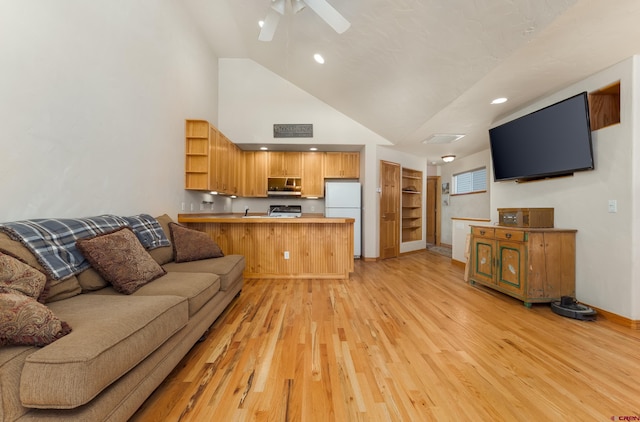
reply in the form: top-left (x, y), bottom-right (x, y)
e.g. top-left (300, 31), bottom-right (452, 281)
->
top-left (585, 304), bottom-right (640, 329)
top-left (451, 259), bottom-right (466, 269)
top-left (400, 248), bottom-right (427, 257)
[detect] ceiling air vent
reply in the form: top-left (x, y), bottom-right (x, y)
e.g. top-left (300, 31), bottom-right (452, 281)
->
top-left (422, 133), bottom-right (465, 144)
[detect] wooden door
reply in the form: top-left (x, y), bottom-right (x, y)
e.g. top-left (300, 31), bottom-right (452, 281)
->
top-left (379, 160), bottom-right (400, 259)
top-left (426, 176), bottom-right (440, 244)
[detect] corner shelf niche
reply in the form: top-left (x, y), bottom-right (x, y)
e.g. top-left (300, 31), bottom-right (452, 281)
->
top-left (185, 120), bottom-right (211, 190)
top-left (401, 167), bottom-right (423, 242)
top-left (588, 81), bottom-right (620, 131)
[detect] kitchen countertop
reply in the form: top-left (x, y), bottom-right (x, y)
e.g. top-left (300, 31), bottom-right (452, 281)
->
top-left (177, 213), bottom-right (355, 224)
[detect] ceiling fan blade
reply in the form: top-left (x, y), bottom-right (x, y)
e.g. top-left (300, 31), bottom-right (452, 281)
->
top-left (258, 9), bottom-right (281, 42)
top-left (303, 0), bottom-right (351, 34)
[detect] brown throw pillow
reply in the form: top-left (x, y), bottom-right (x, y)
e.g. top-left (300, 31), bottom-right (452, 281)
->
top-left (76, 227), bottom-right (166, 294)
top-left (0, 292), bottom-right (72, 346)
top-left (168, 223), bottom-right (224, 263)
top-left (0, 252), bottom-right (47, 300)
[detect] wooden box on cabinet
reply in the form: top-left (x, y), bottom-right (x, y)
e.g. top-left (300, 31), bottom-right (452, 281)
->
top-left (498, 208), bottom-right (554, 228)
top-left (468, 226), bottom-right (576, 307)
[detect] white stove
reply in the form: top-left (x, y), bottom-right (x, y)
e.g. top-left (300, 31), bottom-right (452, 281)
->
top-left (268, 205), bottom-right (302, 218)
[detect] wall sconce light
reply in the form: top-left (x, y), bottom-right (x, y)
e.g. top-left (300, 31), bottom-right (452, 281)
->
top-left (442, 155), bottom-right (456, 163)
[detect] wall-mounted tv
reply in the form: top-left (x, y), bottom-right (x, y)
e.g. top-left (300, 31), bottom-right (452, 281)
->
top-left (489, 92), bottom-right (594, 182)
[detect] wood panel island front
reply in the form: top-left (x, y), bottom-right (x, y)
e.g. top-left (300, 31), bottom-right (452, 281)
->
top-left (177, 214), bottom-right (355, 279)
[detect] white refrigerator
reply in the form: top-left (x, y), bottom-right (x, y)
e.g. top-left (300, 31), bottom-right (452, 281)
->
top-left (325, 182), bottom-right (361, 258)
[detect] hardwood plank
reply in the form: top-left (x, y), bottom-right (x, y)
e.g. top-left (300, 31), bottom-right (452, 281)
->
top-left (131, 251), bottom-right (640, 421)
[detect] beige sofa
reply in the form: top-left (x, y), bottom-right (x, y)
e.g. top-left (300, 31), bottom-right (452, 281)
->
top-left (0, 214), bottom-right (244, 422)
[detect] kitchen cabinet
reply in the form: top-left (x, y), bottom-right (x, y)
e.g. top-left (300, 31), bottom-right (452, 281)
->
top-left (401, 167), bottom-right (422, 242)
top-left (184, 119), bottom-right (242, 194)
top-left (185, 120), bottom-right (212, 191)
top-left (324, 152), bottom-right (360, 178)
top-left (301, 152), bottom-right (324, 197)
top-left (243, 151), bottom-right (268, 197)
top-left (469, 226), bottom-right (576, 307)
top-left (268, 152), bottom-right (302, 177)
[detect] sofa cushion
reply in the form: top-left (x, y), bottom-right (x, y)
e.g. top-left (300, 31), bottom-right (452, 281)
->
top-left (169, 223), bottom-right (224, 263)
top-left (0, 232), bottom-right (82, 303)
top-left (19, 293), bottom-right (188, 409)
top-left (0, 293), bottom-right (72, 347)
top-left (148, 214), bottom-right (174, 265)
top-left (0, 252), bottom-right (47, 299)
top-left (92, 272), bottom-right (220, 317)
top-left (76, 227), bottom-right (166, 294)
top-left (163, 255), bottom-right (245, 291)
top-left (76, 267), bottom-right (109, 292)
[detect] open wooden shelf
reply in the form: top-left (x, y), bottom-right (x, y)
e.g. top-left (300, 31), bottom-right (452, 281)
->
top-left (401, 167), bottom-right (423, 242)
top-left (588, 81), bottom-right (620, 131)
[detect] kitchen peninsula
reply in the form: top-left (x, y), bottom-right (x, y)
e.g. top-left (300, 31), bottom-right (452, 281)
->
top-left (177, 214), bottom-right (355, 279)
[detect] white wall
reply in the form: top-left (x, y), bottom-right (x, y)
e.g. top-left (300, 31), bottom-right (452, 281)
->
top-left (217, 59), bottom-right (394, 146)
top-left (0, 1), bottom-right (220, 222)
top-left (439, 150), bottom-right (492, 245)
top-left (491, 57), bottom-right (638, 319)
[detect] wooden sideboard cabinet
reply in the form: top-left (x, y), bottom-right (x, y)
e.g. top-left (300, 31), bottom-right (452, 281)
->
top-left (468, 226), bottom-right (576, 307)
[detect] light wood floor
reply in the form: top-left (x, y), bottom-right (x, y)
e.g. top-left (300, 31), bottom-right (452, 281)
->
top-left (131, 251), bottom-right (640, 421)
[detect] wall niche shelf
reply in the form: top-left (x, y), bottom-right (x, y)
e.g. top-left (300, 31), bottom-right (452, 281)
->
top-left (588, 81), bottom-right (620, 131)
top-left (401, 167), bottom-right (423, 242)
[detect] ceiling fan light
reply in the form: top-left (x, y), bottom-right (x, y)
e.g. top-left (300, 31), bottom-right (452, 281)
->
top-left (442, 155), bottom-right (456, 163)
top-left (271, 0), bottom-right (285, 15)
top-left (292, 0), bottom-right (306, 14)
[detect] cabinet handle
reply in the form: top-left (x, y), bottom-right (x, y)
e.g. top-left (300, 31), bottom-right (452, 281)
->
top-left (479, 230), bottom-right (485, 235)
top-left (505, 233), bottom-right (512, 239)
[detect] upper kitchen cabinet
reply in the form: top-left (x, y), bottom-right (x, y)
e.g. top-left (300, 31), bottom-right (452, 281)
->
top-left (268, 151), bottom-right (302, 177)
top-left (185, 119), bottom-right (242, 193)
top-left (301, 152), bottom-right (324, 198)
top-left (185, 120), bottom-right (213, 191)
top-left (243, 151), bottom-right (268, 197)
top-left (324, 152), bottom-right (360, 179)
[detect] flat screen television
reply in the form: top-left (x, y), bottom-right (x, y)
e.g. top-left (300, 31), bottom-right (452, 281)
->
top-left (489, 92), bottom-right (594, 182)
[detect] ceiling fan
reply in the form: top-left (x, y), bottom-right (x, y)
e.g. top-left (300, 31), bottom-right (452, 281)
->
top-left (259, 0), bottom-right (351, 42)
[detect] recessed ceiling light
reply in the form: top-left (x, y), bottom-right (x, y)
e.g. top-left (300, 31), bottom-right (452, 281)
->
top-left (309, 147), bottom-right (318, 151)
top-left (313, 53), bottom-right (325, 64)
top-left (258, 20), bottom-right (264, 28)
top-left (259, 146), bottom-right (268, 151)
top-left (491, 97), bottom-right (508, 104)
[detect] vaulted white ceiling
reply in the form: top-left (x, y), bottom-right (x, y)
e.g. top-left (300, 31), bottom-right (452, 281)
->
top-left (183, 0), bottom-right (640, 163)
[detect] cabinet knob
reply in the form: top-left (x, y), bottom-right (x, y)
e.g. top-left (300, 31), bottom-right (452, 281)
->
top-left (505, 233), bottom-right (512, 239)
top-left (480, 230), bottom-right (485, 235)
